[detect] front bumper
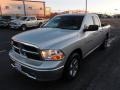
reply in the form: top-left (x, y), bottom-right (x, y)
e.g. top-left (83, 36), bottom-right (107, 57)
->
top-left (10, 25), bottom-right (21, 29)
top-left (9, 50), bottom-right (64, 81)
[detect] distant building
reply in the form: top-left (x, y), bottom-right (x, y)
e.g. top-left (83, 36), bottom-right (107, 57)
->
top-left (97, 14), bottom-right (112, 18)
top-left (113, 14), bottom-right (120, 18)
top-left (0, 0), bottom-right (45, 17)
top-left (45, 7), bottom-right (51, 17)
top-left (62, 10), bottom-right (86, 14)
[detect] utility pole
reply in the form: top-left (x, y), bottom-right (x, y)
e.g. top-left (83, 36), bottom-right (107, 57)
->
top-left (85, 0), bottom-right (88, 14)
top-left (0, 5), bottom-right (2, 15)
top-left (22, 0), bottom-right (26, 16)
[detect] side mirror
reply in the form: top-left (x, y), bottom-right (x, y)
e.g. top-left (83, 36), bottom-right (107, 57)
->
top-left (84, 25), bottom-right (99, 32)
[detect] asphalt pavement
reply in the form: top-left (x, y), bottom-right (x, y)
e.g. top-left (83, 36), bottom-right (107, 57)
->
top-left (0, 27), bottom-right (120, 90)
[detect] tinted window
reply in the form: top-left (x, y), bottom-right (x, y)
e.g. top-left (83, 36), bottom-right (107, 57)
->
top-left (11, 16), bottom-right (17, 20)
top-left (31, 17), bottom-right (36, 20)
top-left (19, 17), bottom-right (28, 20)
top-left (1, 16), bottom-right (11, 20)
top-left (43, 15), bottom-right (84, 30)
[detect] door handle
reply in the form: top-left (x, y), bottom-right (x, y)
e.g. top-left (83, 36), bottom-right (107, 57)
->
top-left (87, 40), bottom-right (93, 43)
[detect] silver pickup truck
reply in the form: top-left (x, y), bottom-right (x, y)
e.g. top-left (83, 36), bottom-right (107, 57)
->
top-left (10, 16), bottom-right (46, 31)
top-left (9, 13), bottom-right (111, 81)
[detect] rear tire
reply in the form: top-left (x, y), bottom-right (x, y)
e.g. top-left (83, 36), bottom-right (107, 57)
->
top-left (100, 34), bottom-right (109, 50)
top-left (63, 53), bottom-right (81, 81)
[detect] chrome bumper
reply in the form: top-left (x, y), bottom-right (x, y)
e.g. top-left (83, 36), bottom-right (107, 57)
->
top-left (9, 50), bottom-right (64, 81)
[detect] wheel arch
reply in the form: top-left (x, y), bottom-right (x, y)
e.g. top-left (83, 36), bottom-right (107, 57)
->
top-left (70, 48), bottom-right (83, 58)
top-left (21, 24), bottom-right (26, 27)
top-left (62, 48), bottom-right (83, 80)
top-left (65, 48), bottom-right (83, 64)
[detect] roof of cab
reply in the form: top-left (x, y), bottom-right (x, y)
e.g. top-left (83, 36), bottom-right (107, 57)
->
top-left (56, 13), bottom-right (97, 17)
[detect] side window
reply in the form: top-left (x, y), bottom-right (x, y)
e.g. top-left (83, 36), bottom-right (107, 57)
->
top-left (85, 16), bottom-right (94, 27)
top-left (93, 16), bottom-right (100, 26)
top-left (31, 17), bottom-right (36, 20)
top-left (27, 17), bottom-right (31, 21)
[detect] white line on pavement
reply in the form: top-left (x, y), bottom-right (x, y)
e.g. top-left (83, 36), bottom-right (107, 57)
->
top-left (108, 37), bottom-right (117, 47)
top-left (0, 50), bottom-right (7, 53)
top-left (109, 37), bottom-right (117, 44)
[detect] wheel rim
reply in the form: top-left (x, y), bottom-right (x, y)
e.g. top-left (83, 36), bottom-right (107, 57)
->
top-left (69, 58), bottom-right (79, 77)
top-left (22, 26), bottom-right (26, 31)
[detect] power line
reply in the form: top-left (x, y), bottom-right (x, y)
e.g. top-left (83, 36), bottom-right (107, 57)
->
top-left (85, 0), bottom-right (88, 14)
top-left (0, 5), bottom-right (2, 15)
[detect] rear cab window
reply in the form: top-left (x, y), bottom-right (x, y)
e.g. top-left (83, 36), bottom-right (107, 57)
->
top-left (31, 17), bottom-right (36, 20)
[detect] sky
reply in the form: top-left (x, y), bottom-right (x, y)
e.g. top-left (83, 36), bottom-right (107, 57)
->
top-left (40, 0), bottom-right (120, 14)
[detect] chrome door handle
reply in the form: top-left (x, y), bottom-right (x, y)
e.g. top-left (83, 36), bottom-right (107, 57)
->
top-left (87, 40), bottom-right (93, 43)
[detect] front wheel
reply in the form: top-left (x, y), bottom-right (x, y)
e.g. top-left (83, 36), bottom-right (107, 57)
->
top-left (63, 53), bottom-right (81, 80)
top-left (21, 25), bottom-right (27, 31)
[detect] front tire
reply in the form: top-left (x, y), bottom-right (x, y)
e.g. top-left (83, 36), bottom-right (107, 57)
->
top-left (63, 53), bottom-right (81, 80)
top-left (21, 25), bottom-right (27, 31)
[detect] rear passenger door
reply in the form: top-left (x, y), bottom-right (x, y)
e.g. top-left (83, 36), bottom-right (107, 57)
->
top-left (25, 17), bottom-right (32, 27)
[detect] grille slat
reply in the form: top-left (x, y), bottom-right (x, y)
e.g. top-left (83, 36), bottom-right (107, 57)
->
top-left (14, 47), bottom-right (20, 54)
top-left (22, 44), bottom-right (38, 52)
top-left (22, 49), bottom-right (39, 55)
top-left (12, 41), bottom-right (41, 60)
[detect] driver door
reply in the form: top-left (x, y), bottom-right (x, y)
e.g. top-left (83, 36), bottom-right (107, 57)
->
top-left (26, 17), bottom-right (32, 27)
top-left (82, 15), bottom-right (99, 55)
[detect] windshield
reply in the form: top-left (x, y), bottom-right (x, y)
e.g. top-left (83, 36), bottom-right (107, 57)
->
top-left (19, 17), bottom-right (28, 20)
top-left (43, 15), bottom-right (84, 30)
top-left (1, 16), bottom-right (11, 20)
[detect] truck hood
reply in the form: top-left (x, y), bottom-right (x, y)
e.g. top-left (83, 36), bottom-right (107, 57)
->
top-left (12, 28), bottom-right (79, 49)
top-left (11, 19), bottom-right (23, 23)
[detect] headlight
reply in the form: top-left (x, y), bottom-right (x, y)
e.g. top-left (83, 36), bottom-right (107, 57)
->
top-left (41, 50), bottom-right (64, 61)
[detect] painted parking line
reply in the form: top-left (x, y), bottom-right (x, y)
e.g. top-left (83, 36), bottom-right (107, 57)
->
top-left (108, 37), bottom-right (117, 47)
top-left (0, 50), bottom-right (7, 54)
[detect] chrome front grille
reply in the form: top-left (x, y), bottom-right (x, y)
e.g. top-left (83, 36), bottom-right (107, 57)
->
top-left (12, 40), bottom-right (41, 60)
